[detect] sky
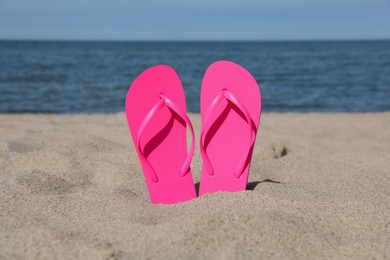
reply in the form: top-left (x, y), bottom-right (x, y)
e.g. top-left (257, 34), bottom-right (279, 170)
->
top-left (0, 0), bottom-right (389, 41)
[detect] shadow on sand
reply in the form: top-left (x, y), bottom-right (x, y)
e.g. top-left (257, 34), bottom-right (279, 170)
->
top-left (194, 178), bottom-right (282, 196)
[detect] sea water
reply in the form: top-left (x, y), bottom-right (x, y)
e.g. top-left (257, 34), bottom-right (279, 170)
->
top-left (1, 40), bottom-right (389, 113)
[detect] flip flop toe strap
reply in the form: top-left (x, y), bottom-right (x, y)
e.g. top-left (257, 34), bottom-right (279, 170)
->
top-left (200, 89), bottom-right (254, 179)
top-left (136, 93), bottom-right (195, 183)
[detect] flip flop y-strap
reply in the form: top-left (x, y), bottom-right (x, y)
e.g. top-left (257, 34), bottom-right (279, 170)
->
top-left (136, 93), bottom-right (195, 183)
top-left (200, 89), bottom-right (254, 179)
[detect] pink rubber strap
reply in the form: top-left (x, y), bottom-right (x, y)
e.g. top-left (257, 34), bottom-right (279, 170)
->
top-left (200, 89), bottom-right (254, 179)
top-left (136, 93), bottom-right (195, 183)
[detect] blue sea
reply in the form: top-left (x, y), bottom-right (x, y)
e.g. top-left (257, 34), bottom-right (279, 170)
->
top-left (1, 40), bottom-right (389, 113)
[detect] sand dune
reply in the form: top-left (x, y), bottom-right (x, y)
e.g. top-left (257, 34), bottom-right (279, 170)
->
top-left (0, 113), bottom-right (389, 259)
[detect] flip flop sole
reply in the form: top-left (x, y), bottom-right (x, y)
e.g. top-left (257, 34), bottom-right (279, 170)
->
top-left (199, 60), bottom-right (262, 195)
top-left (126, 65), bottom-right (196, 204)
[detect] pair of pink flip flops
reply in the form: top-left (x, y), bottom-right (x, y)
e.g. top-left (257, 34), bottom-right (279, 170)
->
top-left (126, 60), bottom-right (262, 204)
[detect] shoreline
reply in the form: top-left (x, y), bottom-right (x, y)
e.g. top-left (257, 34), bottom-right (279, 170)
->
top-left (2, 111), bottom-right (390, 115)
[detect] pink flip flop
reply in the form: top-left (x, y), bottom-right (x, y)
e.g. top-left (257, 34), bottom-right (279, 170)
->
top-left (125, 65), bottom-right (196, 204)
top-left (199, 60), bottom-right (262, 196)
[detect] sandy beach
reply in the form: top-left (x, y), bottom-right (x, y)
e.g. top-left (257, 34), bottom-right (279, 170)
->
top-left (0, 112), bottom-right (389, 259)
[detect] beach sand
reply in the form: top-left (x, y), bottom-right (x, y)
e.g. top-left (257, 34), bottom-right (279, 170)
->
top-left (0, 113), bottom-right (389, 259)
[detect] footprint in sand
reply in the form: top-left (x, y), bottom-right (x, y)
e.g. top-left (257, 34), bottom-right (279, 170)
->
top-left (271, 143), bottom-right (289, 159)
top-left (16, 170), bottom-right (78, 194)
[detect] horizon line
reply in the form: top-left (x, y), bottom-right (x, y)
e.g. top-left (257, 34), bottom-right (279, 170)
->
top-left (1, 38), bottom-right (390, 43)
